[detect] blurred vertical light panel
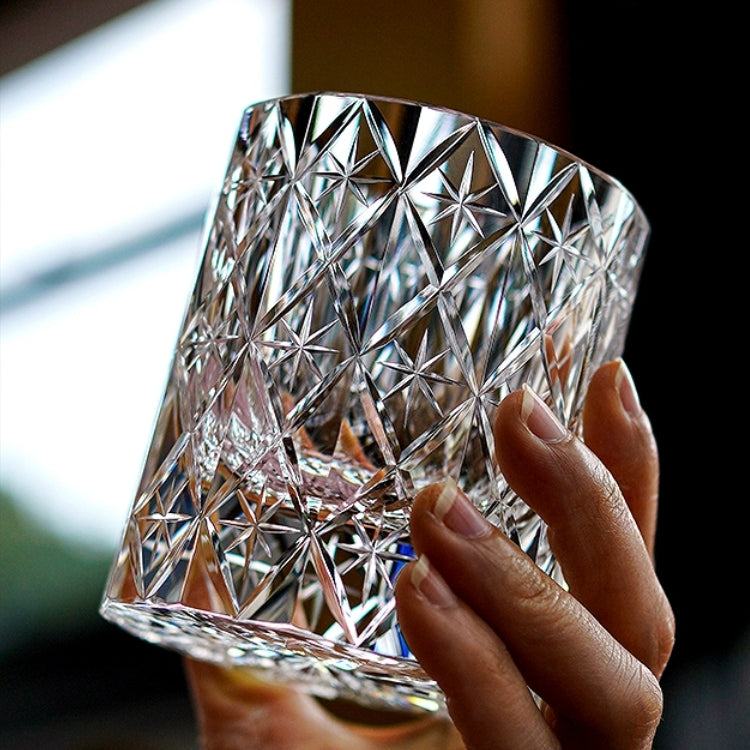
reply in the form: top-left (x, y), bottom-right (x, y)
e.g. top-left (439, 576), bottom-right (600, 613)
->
top-left (0, 0), bottom-right (291, 551)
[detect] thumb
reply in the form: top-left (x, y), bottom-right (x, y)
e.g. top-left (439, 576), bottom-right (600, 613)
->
top-left (184, 658), bottom-right (456, 750)
top-left (185, 658), bottom-right (347, 749)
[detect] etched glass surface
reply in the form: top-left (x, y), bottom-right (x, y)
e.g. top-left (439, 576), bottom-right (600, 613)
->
top-left (100, 92), bottom-right (649, 713)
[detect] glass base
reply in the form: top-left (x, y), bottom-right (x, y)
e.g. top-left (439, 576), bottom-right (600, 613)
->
top-left (100, 599), bottom-right (445, 715)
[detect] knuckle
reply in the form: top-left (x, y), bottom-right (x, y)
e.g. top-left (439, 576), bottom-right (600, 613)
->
top-left (594, 462), bottom-right (625, 515)
top-left (653, 595), bottom-right (676, 675)
top-left (505, 549), bottom-right (565, 612)
top-left (636, 587), bottom-right (676, 676)
top-left (634, 668), bottom-right (664, 743)
top-left (619, 658), bottom-right (664, 745)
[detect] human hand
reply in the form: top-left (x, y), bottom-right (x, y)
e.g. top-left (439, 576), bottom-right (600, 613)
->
top-left (394, 358), bottom-right (674, 749)
top-left (186, 359), bottom-right (674, 749)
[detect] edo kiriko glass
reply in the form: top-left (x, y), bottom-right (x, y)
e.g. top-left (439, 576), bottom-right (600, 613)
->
top-left (100, 92), bottom-right (649, 714)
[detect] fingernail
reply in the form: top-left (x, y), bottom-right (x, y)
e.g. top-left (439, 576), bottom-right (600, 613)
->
top-left (521, 384), bottom-right (567, 442)
top-left (615, 358), bottom-right (641, 417)
top-left (434, 478), bottom-right (491, 538)
top-left (411, 555), bottom-right (457, 608)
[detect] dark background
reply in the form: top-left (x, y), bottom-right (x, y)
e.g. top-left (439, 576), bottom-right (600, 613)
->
top-left (1, 2), bottom-right (747, 748)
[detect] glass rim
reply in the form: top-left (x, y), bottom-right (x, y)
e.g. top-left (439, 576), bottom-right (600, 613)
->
top-left (240, 90), bottom-right (649, 230)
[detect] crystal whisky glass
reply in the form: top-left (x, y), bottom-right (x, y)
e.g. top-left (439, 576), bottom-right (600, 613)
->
top-left (100, 92), bottom-right (649, 714)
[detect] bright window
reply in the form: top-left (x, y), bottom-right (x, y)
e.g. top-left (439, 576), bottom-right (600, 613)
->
top-left (0, 0), bottom-right (291, 551)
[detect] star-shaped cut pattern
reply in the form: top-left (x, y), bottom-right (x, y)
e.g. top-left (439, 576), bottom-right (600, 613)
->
top-left (225, 139), bottom-right (288, 212)
top-left (182, 314), bottom-right (240, 372)
top-left (313, 133), bottom-right (392, 222)
top-left (219, 486), bottom-right (302, 584)
top-left (535, 197), bottom-right (592, 287)
top-left (334, 516), bottom-right (412, 607)
top-left (381, 337), bottom-right (457, 428)
top-left (259, 307), bottom-right (338, 390)
top-left (426, 151), bottom-right (505, 243)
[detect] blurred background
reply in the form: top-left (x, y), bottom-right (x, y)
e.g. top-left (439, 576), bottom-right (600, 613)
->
top-left (1, 1), bottom-right (746, 748)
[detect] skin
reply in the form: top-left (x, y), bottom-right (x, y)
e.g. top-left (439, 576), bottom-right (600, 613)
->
top-left (185, 359), bottom-right (675, 749)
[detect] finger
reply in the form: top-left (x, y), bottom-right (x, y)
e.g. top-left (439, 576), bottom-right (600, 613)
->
top-left (493, 384), bottom-right (674, 677)
top-left (394, 556), bottom-right (559, 750)
top-left (406, 485), bottom-right (664, 748)
top-left (582, 359), bottom-right (659, 555)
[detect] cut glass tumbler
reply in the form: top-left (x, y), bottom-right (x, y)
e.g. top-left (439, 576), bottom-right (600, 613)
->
top-left (100, 92), bottom-right (650, 713)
